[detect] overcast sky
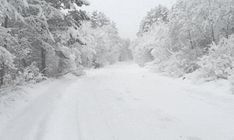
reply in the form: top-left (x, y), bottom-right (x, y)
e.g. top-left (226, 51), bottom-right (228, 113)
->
top-left (83, 0), bottom-right (176, 39)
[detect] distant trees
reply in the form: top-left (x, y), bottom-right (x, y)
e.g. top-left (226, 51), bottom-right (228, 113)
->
top-left (132, 0), bottom-right (234, 80)
top-left (79, 12), bottom-right (132, 68)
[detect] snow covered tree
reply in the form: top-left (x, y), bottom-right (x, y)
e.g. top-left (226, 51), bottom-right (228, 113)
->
top-left (22, 0), bottom-right (90, 76)
top-left (45, 0), bottom-right (89, 9)
top-left (0, 0), bottom-right (91, 87)
top-left (43, 0), bottom-right (90, 75)
top-left (0, 0), bottom-right (30, 87)
top-left (90, 11), bottom-right (111, 28)
top-left (166, 0), bottom-right (234, 76)
top-left (137, 5), bottom-right (169, 36)
top-left (132, 22), bottom-right (170, 67)
top-left (133, 5), bottom-right (171, 67)
top-left (169, 0), bottom-right (234, 52)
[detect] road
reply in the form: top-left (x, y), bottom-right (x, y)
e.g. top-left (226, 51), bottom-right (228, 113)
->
top-left (0, 62), bottom-right (234, 140)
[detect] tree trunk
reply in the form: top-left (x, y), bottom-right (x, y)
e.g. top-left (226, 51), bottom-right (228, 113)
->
top-left (0, 64), bottom-right (5, 87)
top-left (208, 0), bottom-right (216, 43)
top-left (211, 24), bottom-right (215, 43)
top-left (3, 15), bottom-right (8, 48)
top-left (225, 23), bottom-right (230, 39)
top-left (188, 30), bottom-right (194, 49)
top-left (41, 47), bottom-right (46, 75)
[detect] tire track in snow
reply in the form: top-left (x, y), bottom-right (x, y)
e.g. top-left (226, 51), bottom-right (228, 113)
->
top-left (0, 77), bottom-right (79, 140)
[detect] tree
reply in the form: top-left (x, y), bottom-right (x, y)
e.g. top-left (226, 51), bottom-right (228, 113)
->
top-left (0, 0), bottom-right (30, 87)
top-left (90, 11), bottom-right (111, 28)
top-left (45, 0), bottom-right (89, 9)
top-left (137, 5), bottom-right (169, 36)
top-left (132, 22), bottom-right (170, 67)
top-left (0, 0), bottom-right (91, 87)
top-left (133, 5), bottom-right (171, 67)
top-left (23, 0), bottom-right (90, 75)
top-left (169, 0), bottom-right (234, 51)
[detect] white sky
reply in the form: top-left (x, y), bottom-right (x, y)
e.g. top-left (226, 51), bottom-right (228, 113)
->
top-left (83, 0), bottom-right (176, 39)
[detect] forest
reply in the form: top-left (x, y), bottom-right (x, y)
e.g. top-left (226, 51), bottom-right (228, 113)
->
top-left (0, 0), bottom-right (234, 139)
top-left (1, 0), bottom-right (234, 89)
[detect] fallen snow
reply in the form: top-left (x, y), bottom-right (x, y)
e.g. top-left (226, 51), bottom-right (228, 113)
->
top-left (0, 62), bottom-right (234, 140)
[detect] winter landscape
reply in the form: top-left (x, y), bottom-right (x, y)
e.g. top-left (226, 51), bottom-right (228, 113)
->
top-left (1, 0), bottom-right (234, 140)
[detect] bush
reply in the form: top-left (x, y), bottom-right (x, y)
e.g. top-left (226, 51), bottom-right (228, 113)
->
top-left (15, 63), bottom-right (46, 85)
top-left (194, 36), bottom-right (234, 81)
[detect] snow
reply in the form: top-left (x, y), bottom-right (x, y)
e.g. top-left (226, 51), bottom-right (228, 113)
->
top-left (0, 62), bottom-right (234, 140)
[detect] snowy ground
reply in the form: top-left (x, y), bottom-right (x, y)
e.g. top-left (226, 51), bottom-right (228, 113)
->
top-left (0, 62), bottom-right (234, 140)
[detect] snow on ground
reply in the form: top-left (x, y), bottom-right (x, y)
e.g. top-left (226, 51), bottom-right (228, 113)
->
top-left (0, 62), bottom-right (234, 140)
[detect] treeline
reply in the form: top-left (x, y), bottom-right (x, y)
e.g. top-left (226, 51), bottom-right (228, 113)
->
top-left (0, 0), bottom-right (131, 88)
top-left (132, 0), bottom-right (234, 81)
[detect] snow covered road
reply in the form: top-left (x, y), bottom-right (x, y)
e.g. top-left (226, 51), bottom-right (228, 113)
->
top-left (1, 62), bottom-right (234, 140)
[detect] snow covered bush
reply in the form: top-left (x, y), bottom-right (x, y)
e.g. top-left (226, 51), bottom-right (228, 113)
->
top-left (194, 36), bottom-right (234, 81)
top-left (15, 63), bottom-right (46, 85)
top-left (56, 45), bottom-right (83, 75)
